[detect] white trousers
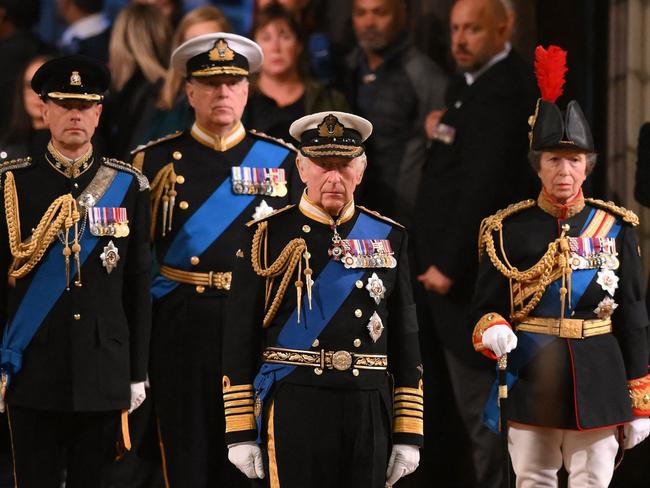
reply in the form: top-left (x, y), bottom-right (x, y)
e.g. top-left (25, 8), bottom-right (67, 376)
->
top-left (508, 423), bottom-right (619, 488)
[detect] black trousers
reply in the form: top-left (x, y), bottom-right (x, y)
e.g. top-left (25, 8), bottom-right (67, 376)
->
top-left (7, 406), bottom-right (120, 488)
top-left (150, 289), bottom-right (246, 488)
top-left (256, 382), bottom-right (391, 488)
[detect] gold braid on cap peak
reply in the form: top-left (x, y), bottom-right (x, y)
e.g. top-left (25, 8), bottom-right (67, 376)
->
top-left (478, 199), bottom-right (574, 323)
top-left (251, 221), bottom-right (312, 327)
top-left (4, 171), bottom-right (82, 288)
top-left (149, 163), bottom-right (177, 240)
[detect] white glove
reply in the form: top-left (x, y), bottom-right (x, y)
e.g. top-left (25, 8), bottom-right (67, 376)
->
top-left (128, 381), bottom-right (146, 413)
top-left (624, 418), bottom-right (650, 449)
top-left (228, 441), bottom-right (265, 479)
top-left (482, 324), bottom-right (518, 357)
top-left (385, 444), bottom-right (419, 487)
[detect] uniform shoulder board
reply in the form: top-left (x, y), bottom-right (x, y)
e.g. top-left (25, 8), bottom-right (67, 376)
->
top-left (102, 157), bottom-right (150, 191)
top-left (585, 198), bottom-right (639, 227)
top-left (130, 131), bottom-right (184, 156)
top-left (249, 129), bottom-right (297, 153)
top-left (357, 205), bottom-right (405, 229)
top-left (246, 204), bottom-right (296, 227)
top-left (478, 199), bottom-right (536, 258)
top-left (0, 157), bottom-right (33, 177)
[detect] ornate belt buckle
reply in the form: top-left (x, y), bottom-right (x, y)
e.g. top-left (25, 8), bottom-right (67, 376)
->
top-left (559, 318), bottom-right (583, 339)
top-left (331, 350), bottom-right (353, 371)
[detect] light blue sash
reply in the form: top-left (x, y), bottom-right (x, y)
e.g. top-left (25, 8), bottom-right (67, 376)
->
top-left (151, 140), bottom-right (289, 298)
top-left (0, 171), bottom-right (133, 384)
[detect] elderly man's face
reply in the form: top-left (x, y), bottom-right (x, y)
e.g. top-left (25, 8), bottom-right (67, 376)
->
top-left (42, 99), bottom-right (101, 153)
top-left (538, 150), bottom-right (587, 203)
top-left (352, 0), bottom-right (404, 53)
top-left (450, 0), bottom-right (508, 72)
top-left (186, 75), bottom-right (249, 135)
top-left (297, 155), bottom-right (366, 215)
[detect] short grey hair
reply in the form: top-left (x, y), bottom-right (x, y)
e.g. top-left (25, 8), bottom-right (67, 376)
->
top-left (528, 150), bottom-right (598, 174)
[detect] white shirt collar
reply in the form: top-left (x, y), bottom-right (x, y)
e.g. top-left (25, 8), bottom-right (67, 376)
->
top-left (464, 42), bottom-right (512, 86)
top-left (60, 13), bottom-right (110, 47)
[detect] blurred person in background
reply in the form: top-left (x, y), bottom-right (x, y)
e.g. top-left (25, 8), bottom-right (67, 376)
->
top-left (0, 0), bottom-right (46, 139)
top-left (1, 54), bottom-right (52, 162)
top-left (57, 0), bottom-right (111, 63)
top-left (143, 5), bottom-right (231, 142)
top-left (343, 0), bottom-right (447, 227)
top-left (245, 2), bottom-right (348, 142)
top-left (103, 2), bottom-right (172, 160)
top-left (132, 0), bottom-right (182, 27)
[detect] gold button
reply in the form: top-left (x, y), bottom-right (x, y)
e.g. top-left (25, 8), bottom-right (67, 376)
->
top-left (176, 175), bottom-right (185, 184)
top-left (314, 367), bottom-right (323, 376)
top-left (355, 280), bottom-right (363, 289)
top-left (312, 339), bottom-right (320, 348)
top-left (354, 309), bottom-right (363, 318)
top-left (173, 151), bottom-right (182, 160)
top-left (352, 369), bottom-right (359, 376)
top-left (196, 285), bottom-right (205, 294)
top-left (191, 256), bottom-right (200, 266)
top-left (302, 225), bottom-right (311, 233)
top-left (73, 314), bottom-right (81, 320)
top-left (353, 339), bottom-right (361, 348)
top-left (179, 201), bottom-right (189, 210)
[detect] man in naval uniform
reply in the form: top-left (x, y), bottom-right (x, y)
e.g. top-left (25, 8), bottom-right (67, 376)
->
top-left (222, 111), bottom-right (422, 487)
top-left (131, 33), bottom-right (302, 487)
top-left (0, 55), bottom-right (151, 488)
top-left (471, 46), bottom-right (650, 487)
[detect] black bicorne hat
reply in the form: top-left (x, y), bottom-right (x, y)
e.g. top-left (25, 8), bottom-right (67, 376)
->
top-left (528, 46), bottom-right (594, 153)
top-left (31, 55), bottom-right (110, 102)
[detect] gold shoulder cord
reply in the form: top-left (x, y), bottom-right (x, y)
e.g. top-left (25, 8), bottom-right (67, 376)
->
top-left (4, 171), bottom-right (82, 288)
top-left (478, 199), bottom-right (573, 323)
top-left (149, 163), bottom-right (177, 240)
top-left (251, 221), bottom-right (312, 327)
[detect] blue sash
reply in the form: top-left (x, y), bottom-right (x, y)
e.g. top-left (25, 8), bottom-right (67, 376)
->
top-left (0, 171), bottom-right (133, 384)
top-left (483, 208), bottom-right (623, 432)
top-left (252, 213), bottom-right (392, 442)
top-left (151, 140), bottom-right (289, 299)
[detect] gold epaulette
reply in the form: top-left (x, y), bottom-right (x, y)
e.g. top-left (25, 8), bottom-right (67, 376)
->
top-left (585, 198), bottom-right (639, 227)
top-left (357, 205), bottom-right (405, 229)
top-left (245, 204), bottom-right (295, 227)
top-left (249, 129), bottom-right (297, 153)
top-left (130, 131), bottom-right (184, 156)
top-left (102, 158), bottom-right (150, 191)
top-left (478, 199), bottom-right (536, 258)
top-left (0, 157), bottom-right (32, 178)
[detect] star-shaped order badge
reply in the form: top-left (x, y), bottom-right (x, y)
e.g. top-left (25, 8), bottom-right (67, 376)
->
top-left (594, 296), bottom-right (618, 319)
top-left (100, 240), bottom-right (120, 274)
top-left (365, 272), bottom-right (386, 305)
top-left (596, 269), bottom-right (619, 296)
top-left (367, 311), bottom-right (384, 343)
top-left (252, 199), bottom-right (274, 220)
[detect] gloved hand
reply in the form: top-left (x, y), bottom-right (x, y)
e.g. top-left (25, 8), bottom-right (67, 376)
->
top-left (385, 444), bottom-right (419, 487)
top-left (624, 417), bottom-right (650, 449)
top-left (228, 441), bottom-right (265, 479)
top-left (128, 381), bottom-right (146, 413)
top-left (482, 324), bottom-right (518, 357)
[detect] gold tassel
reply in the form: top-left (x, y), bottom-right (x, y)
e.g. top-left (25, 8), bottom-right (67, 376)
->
top-left (161, 196), bottom-right (169, 237)
top-left (295, 258), bottom-right (303, 324)
top-left (304, 249), bottom-right (313, 311)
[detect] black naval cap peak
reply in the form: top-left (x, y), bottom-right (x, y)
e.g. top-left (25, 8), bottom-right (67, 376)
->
top-left (528, 45), bottom-right (594, 153)
top-left (289, 112), bottom-right (373, 159)
top-left (31, 55), bottom-right (110, 102)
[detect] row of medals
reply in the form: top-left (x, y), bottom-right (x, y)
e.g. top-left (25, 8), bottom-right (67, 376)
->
top-left (232, 179), bottom-right (288, 198)
top-left (328, 234), bottom-right (397, 269)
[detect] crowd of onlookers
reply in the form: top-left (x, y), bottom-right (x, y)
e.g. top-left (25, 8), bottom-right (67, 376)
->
top-left (1, 0), bottom-right (649, 487)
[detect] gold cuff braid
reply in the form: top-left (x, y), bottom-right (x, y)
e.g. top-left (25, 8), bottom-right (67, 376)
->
top-left (393, 380), bottom-right (424, 436)
top-left (223, 376), bottom-right (256, 433)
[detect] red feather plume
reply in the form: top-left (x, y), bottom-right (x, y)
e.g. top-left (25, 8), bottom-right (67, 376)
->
top-left (534, 45), bottom-right (568, 103)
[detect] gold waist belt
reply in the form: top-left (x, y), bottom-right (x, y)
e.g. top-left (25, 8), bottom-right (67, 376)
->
top-left (159, 265), bottom-right (232, 290)
top-left (516, 317), bottom-right (612, 339)
top-left (262, 346), bottom-right (388, 373)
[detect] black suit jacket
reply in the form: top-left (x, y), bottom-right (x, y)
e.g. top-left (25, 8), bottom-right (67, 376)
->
top-left (414, 51), bottom-right (539, 294)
